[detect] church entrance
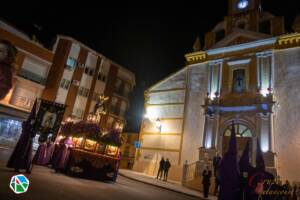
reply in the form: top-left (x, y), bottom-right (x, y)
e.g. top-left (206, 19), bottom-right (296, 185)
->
top-left (222, 123), bottom-right (253, 160)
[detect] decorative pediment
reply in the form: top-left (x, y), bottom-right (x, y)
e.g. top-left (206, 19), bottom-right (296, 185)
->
top-left (211, 28), bottom-right (271, 49)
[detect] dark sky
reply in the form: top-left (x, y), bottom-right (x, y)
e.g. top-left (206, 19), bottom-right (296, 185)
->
top-left (2, 1), bottom-right (299, 132)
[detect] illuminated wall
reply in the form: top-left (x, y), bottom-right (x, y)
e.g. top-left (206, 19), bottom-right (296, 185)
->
top-left (273, 46), bottom-right (300, 182)
top-left (181, 63), bottom-right (208, 163)
top-left (134, 68), bottom-right (187, 181)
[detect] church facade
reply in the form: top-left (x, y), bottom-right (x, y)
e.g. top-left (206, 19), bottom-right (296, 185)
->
top-left (133, 0), bottom-right (300, 183)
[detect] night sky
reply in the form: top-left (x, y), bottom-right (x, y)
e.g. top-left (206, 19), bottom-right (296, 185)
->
top-left (2, 1), bottom-right (299, 132)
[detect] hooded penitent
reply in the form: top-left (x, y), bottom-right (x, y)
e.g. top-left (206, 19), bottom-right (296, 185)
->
top-left (7, 99), bottom-right (37, 172)
top-left (218, 121), bottom-right (240, 200)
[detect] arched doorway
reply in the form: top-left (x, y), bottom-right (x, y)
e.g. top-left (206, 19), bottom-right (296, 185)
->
top-left (222, 123), bottom-right (253, 159)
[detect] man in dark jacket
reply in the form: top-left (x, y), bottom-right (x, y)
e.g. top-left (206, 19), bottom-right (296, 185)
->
top-left (163, 158), bottom-right (171, 181)
top-left (202, 166), bottom-right (212, 199)
top-left (156, 157), bottom-right (165, 180)
top-left (213, 153), bottom-right (221, 177)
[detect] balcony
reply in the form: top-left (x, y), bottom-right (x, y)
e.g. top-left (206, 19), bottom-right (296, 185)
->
top-left (18, 68), bottom-right (47, 85)
top-left (114, 87), bottom-right (130, 99)
top-left (9, 94), bottom-right (35, 111)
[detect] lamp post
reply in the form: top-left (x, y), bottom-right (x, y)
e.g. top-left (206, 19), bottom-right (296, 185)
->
top-left (156, 118), bottom-right (162, 133)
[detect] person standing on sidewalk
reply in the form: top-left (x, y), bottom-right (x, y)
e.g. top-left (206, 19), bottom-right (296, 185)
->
top-left (163, 158), bottom-right (171, 181)
top-left (202, 166), bottom-right (212, 199)
top-left (156, 157), bottom-right (165, 180)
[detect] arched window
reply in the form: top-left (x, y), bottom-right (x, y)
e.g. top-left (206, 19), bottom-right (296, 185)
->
top-left (224, 123), bottom-right (252, 137)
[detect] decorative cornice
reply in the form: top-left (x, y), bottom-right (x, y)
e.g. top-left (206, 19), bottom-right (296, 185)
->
top-left (256, 50), bottom-right (273, 58)
top-left (276, 33), bottom-right (300, 48)
top-left (227, 58), bottom-right (251, 66)
top-left (185, 51), bottom-right (207, 64)
top-left (208, 59), bottom-right (224, 66)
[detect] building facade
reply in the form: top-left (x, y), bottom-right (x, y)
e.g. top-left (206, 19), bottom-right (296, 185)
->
top-left (0, 21), bottom-right (135, 147)
top-left (0, 20), bottom-right (53, 146)
top-left (133, 0), bottom-right (300, 184)
top-left (42, 35), bottom-right (135, 131)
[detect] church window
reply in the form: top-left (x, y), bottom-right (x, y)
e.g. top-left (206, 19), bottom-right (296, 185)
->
top-left (224, 123), bottom-right (252, 137)
top-left (259, 20), bottom-right (271, 35)
top-left (232, 69), bottom-right (246, 93)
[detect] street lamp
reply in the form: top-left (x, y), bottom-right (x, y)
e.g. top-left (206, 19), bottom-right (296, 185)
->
top-left (155, 118), bottom-right (162, 133)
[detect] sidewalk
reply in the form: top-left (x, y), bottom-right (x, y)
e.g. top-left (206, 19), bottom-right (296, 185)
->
top-left (118, 169), bottom-right (217, 200)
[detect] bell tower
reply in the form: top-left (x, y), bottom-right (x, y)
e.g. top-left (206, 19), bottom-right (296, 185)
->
top-left (226, 0), bottom-right (262, 34)
top-left (228, 0), bottom-right (261, 15)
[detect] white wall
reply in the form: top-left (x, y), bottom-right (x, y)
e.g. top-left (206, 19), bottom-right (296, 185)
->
top-left (273, 47), bottom-right (300, 182)
top-left (55, 88), bottom-right (68, 104)
top-left (142, 135), bottom-right (181, 149)
top-left (139, 68), bottom-right (187, 166)
top-left (151, 68), bottom-right (186, 91)
top-left (56, 69), bottom-right (75, 104)
top-left (138, 150), bottom-right (180, 165)
top-left (146, 105), bottom-right (184, 119)
top-left (181, 63), bottom-right (208, 164)
top-left (148, 90), bottom-right (185, 104)
top-left (80, 74), bottom-right (93, 89)
top-left (101, 60), bottom-right (111, 76)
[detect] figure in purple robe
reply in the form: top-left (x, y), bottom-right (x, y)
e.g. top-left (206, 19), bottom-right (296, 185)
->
top-left (33, 142), bottom-right (47, 165)
top-left (33, 135), bottom-right (56, 166)
top-left (44, 139), bottom-right (55, 165)
top-left (239, 139), bottom-right (275, 200)
top-left (239, 140), bottom-right (256, 200)
top-left (218, 121), bottom-right (240, 200)
top-left (51, 137), bottom-right (72, 172)
top-left (7, 100), bottom-right (37, 173)
top-left (249, 139), bottom-right (275, 200)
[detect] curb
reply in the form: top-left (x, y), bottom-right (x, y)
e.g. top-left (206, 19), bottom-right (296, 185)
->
top-left (118, 172), bottom-right (203, 199)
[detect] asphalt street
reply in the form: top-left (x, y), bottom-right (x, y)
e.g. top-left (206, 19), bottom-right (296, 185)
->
top-left (0, 147), bottom-right (199, 200)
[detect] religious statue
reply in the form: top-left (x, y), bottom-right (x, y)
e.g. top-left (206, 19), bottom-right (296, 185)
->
top-left (0, 39), bottom-right (17, 100)
top-left (93, 94), bottom-right (109, 114)
top-left (39, 106), bottom-right (57, 142)
top-left (88, 94), bottom-right (109, 123)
